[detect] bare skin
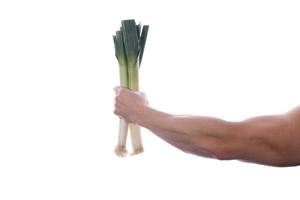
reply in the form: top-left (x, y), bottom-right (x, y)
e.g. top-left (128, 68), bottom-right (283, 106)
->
top-left (114, 86), bottom-right (300, 167)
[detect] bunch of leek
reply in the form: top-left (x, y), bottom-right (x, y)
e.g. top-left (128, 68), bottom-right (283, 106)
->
top-left (113, 19), bottom-right (149, 156)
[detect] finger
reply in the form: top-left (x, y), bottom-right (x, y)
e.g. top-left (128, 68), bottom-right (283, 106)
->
top-left (113, 86), bottom-right (123, 94)
top-left (113, 108), bottom-right (125, 120)
top-left (115, 95), bottom-right (127, 107)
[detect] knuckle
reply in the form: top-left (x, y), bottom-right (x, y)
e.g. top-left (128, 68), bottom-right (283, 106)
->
top-left (115, 95), bottom-right (121, 102)
top-left (114, 109), bottom-right (119, 115)
top-left (120, 88), bottom-right (130, 97)
top-left (119, 88), bottom-right (125, 95)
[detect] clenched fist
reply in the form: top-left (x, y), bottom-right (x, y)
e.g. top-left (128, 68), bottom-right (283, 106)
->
top-left (114, 86), bottom-right (149, 124)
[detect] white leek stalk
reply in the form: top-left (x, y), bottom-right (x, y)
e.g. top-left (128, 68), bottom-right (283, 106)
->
top-left (128, 61), bottom-right (143, 154)
top-left (113, 31), bottom-right (129, 156)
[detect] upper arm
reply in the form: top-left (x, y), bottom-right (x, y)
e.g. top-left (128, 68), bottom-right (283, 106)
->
top-left (282, 106), bottom-right (300, 163)
top-left (236, 106), bottom-right (300, 166)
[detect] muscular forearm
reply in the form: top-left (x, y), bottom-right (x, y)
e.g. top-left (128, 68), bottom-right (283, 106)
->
top-left (138, 106), bottom-right (240, 159)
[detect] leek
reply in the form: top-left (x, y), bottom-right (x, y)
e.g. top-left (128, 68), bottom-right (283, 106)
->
top-left (113, 19), bottom-right (149, 156)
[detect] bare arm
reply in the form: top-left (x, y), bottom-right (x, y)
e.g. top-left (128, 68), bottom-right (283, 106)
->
top-left (114, 87), bottom-right (300, 167)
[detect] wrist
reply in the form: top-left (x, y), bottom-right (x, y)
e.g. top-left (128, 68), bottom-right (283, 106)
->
top-left (136, 105), bottom-right (173, 130)
top-left (135, 105), bottom-right (152, 126)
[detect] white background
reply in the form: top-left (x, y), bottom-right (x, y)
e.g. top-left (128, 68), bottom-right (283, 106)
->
top-left (1, 0), bottom-right (300, 199)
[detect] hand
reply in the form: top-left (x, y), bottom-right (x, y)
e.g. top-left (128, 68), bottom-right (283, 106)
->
top-left (114, 86), bottom-right (149, 124)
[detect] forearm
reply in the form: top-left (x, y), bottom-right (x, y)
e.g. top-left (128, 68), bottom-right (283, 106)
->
top-left (138, 106), bottom-right (239, 159)
top-left (137, 106), bottom-right (296, 166)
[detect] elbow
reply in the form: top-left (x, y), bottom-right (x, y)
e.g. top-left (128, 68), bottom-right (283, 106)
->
top-left (203, 139), bottom-right (239, 161)
top-left (213, 144), bottom-right (237, 161)
top-left (185, 139), bottom-right (234, 160)
top-left (193, 124), bottom-right (241, 161)
top-left (214, 151), bottom-right (230, 161)
top-left (211, 131), bottom-right (241, 160)
top-left (212, 122), bottom-right (241, 160)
